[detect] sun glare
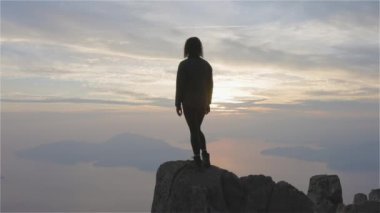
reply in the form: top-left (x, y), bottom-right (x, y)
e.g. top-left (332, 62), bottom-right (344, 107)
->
top-left (213, 79), bottom-right (251, 103)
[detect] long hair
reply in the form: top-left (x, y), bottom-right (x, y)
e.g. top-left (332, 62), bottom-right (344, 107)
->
top-left (184, 37), bottom-right (203, 58)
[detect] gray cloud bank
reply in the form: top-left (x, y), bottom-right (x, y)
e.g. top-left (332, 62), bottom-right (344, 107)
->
top-left (17, 133), bottom-right (189, 171)
top-left (3, 1), bottom-right (377, 75)
top-left (261, 140), bottom-right (379, 172)
top-left (1, 96), bottom-right (173, 107)
top-left (1, 1), bottom-right (379, 110)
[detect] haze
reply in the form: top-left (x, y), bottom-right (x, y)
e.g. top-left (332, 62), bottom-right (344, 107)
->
top-left (1, 1), bottom-right (379, 211)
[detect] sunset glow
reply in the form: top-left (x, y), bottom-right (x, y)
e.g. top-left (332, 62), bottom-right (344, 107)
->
top-left (1, 1), bottom-right (378, 212)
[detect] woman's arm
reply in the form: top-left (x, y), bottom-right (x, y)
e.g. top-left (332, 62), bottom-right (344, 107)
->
top-left (206, 64), bottom-right (213, 114)
top-left (207, 65), bottom-right (213, 106)
top-left (175, 62), bottom-right (184, 116)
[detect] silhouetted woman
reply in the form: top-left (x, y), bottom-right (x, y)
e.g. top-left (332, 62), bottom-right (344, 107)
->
top-left (175, 37), bottom-right (213, 168)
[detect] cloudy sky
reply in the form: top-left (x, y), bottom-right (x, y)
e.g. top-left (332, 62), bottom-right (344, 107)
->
top-left (1, 1), bottom-right (379, 212)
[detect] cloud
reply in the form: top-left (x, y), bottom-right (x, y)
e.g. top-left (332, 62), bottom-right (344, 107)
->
top-left (1, 97), bottom-right (139, 105)
top-left (261, 140), bottom-right (379, 172)
top-left (206, 23), bottom-right (378, 75)
top-left (214, 98), bottom-right (267, 110)
top-left (1, 1), bottom-right (378, 111)
top-left (1, 96), bottom-right (173, 107)
top-left (3, 1), bottom-right (377, 71)
top-left (16, 133), bottom-right (189, 171)
top-left (257, 99), bottom-right (379, 113)
top-left (305, 87), bottom-right (378, 98)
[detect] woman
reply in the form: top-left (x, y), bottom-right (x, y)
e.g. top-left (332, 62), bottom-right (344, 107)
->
top-left (175, 37), bottom-right (213, 168)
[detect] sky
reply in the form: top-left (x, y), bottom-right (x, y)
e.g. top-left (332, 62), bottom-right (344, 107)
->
top-left (1, 1), bottom-right (379, 212)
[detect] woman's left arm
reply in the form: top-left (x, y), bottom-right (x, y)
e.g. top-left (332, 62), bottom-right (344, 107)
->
top-left (175, 62), bottom-right (185, 116)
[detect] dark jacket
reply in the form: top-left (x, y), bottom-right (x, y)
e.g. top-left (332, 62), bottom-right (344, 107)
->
top-left (175, 57), bottom-right (213, 109)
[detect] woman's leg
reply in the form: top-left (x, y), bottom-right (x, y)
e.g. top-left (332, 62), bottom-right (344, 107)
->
top-left (184, 107), bottom-right (210, 167)
top-left (196, 109), bottom-right (210, 167)
top-left (184, 108), bottom-right (201, 156)
top-left (197, 109), bottom-right (207, 152)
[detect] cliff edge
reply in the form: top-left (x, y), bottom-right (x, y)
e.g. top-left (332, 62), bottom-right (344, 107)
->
top-left (151, 160), bottom-right (313, 213)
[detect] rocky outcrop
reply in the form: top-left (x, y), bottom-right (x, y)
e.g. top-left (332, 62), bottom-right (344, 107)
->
top-left (353, 193), bottom-right (367, 205)
top-left (337, 201), bottom-right (380, 213)
top-left (151, 161), bottom-right (379, 213)
top-left (369, 189), bottom-right (380, 202)
top-left (336, 190), bottom-right (380, 213)
top-left (241, 175), bottom-right (313, 212)
top-left (151, 160), bottom-right (313, 213)
top-left (151, 160), bottom-right (244, 212)
top-left (307, 174), bottom-right (343, 213)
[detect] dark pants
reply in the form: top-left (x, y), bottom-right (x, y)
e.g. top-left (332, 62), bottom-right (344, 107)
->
top-left (183, 107), bottom-right (207, 156)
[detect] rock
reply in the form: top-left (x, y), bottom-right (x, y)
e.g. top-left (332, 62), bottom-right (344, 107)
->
top-left (338, 201), bottom-right (380, 213)
top-left (221, 171), bottom-right (245, 211)
top-left (151, 160), bottom-right (244, 212)
top-left (337, 189), bottom-right (380, 213)
top-left (369, 189), bottom-right (380, 201)
top-left (267, 181), bottom-right (314, 213)
top-left (240, 175), bottom-right (313, 213)
top-left (152, 160), bottom-right (313, 213)
top-left (336, 203), bottom-right (346, 213)
top-left (240, 175), bottom-right (276, 212)
top-left (151, 160), bottom-right (188, 212)
top-left (354, 201), bottom-right (380, 213)
top-left (353, 193), bottom-right (367, 204)
top-left (307, 174), bottom-right (343, 213)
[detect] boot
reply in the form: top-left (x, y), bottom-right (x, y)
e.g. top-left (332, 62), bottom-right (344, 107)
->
top-left (202, 151), bottom-right (211, 168)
